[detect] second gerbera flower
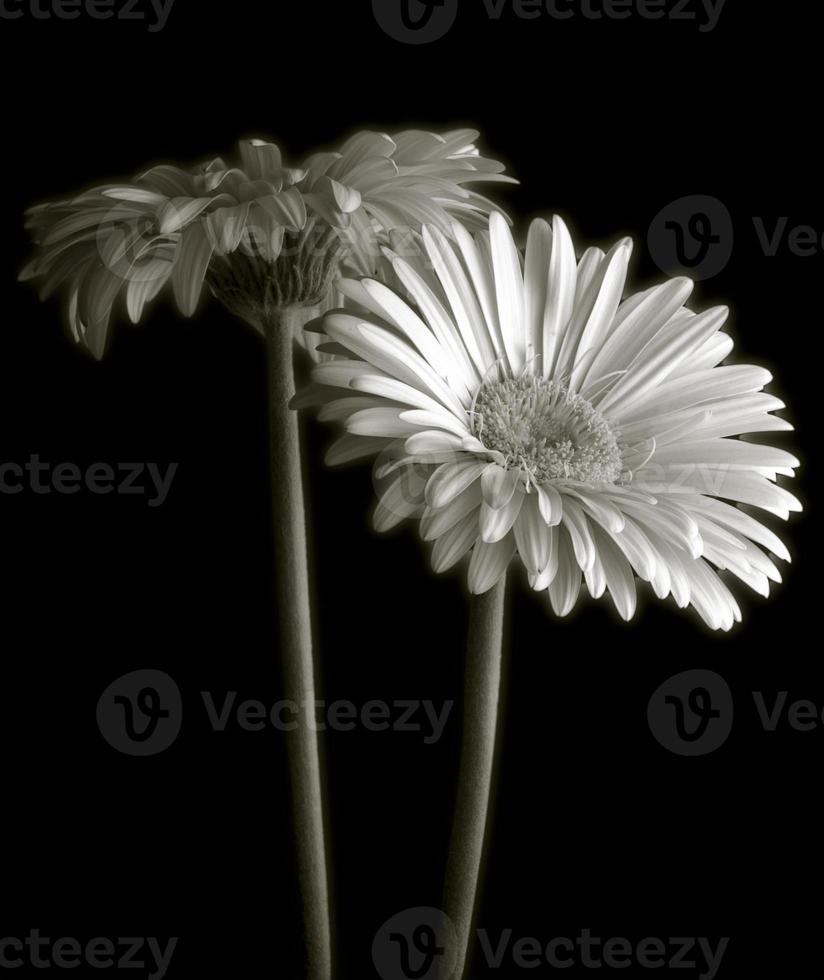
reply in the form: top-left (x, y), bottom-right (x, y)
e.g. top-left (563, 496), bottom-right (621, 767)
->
top-left (301, 212), bottom-right (800, 632)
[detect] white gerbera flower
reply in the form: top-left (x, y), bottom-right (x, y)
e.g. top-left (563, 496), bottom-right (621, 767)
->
top-left (19, 129), bottom-right (513, 357)
top-left (301, 213), bottom-right (801, 632)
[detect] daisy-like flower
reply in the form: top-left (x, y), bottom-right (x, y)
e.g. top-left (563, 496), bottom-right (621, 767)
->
top-left (301, 212), bottom-right (801, 632)
top-left (20, 129), bottom-right (512, 358)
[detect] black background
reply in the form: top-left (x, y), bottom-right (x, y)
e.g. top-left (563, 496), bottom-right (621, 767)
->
top-left (1, 1), bottom-right (819, 978)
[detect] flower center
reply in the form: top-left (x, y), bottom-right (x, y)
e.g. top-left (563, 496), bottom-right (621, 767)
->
top-left (473, 376), bottom-right (623, 484)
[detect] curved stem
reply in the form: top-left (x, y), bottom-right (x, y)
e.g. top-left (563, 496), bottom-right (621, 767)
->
top-left (265, 309), bottom-right (331, 980)
top-left (442, 576), bottom-right (507, 980)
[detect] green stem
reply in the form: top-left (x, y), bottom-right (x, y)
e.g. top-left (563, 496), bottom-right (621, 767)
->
top-left (442, 575), bottom-right (507, 980)
top-left (264, 308), bottom-right (331, 980)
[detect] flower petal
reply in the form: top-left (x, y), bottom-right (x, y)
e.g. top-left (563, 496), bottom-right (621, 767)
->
top-left (468, 536), bottom-right (516, 594)
top-left (480, 491), bottom-right (523, 543)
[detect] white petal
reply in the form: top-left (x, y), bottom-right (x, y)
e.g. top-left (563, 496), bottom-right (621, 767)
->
top-left (612, 496), bottom-right (702, 559)
top-left (325, 434), bottom-right (387, 466)
top-left (405, 430), bottom-right (466, 456)
top-left (566, 239), bottom-right (633, 391)
top-left (480, 491), bottom-right (524, 543)
top-left (313, 359), bottom-right (375, 390)
top-left (324, 314), bottom-right (466, 416)
top-left (581, 277), bottom-right (693, 392)
top-left (559, 496), bottom-right (597, 571)
top-left (360, 277), bottom-right (467, 384)
top-left (565, 487), bottom-right (625, 534)
top-left (426, 460), bottom-right (487, 510)
top-left (468, 536), bottom-right (516, 594)
top-left (672, 331), bottom-right (733, 375)
top-left (351, 373), bottom-right (454, 415)
top-left (389, 256), bottom-right (477, 395)
top-left (346, 407), bottom-right (422, 438)
top-left (422, 225), bottom-right (493, 375)
top-left (173, 222), bottom-right (214, 317)
top-left (531, 526), bottom-right (561, 590)
top-left (318, 396), bottom-right (385, 422)
top-left (599, 306), bottom-right (729, 418)
top-left (542, 215), bottom-right (577, 378)
top-left (159, 197), bottom-right (213, 235)
top-left (574, 248), bottom-right (605, 305)
top-left (548, 528), bottom-right (582, 617)
top-left (589, 525), bottom-right (637, 621)
top-left (584, 550), bottom-right (608, 600)
top-left (431, 513), bottom-right (480, 573)
top-left (373, 468), bottom-right (427, 532)
top-left (604, 515), bottom-right (657, 582)
top-left (615, 365), bottom-right (773, 423)
top-left (646, 439), bottom-right (799, 472)
top-left (451, 220), bottom-right (506, 368)
top-left (640, 469), bottom-right (802, 519)
top-left (490, 211), bottom-right (526, 374)
top-left (513, 492), bottom-right (551, 574)
top-left (400, 409), bottom-right (472, 440)
top-left (481, 464), bottom-right (519, 508)
top-left (536, 483), bottom-right (563, 526)
top-left (522, 219), bottom-right (552, 374)
top-left (421, 481), bottom-right (483, 541)
top-left (682, 497), bottom-right (791, 563)
top-left (683, 559), bottom-right (741, 631)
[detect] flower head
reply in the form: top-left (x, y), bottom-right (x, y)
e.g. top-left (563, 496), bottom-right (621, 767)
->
top-left (20, 130), bottom-right (513, 358)
top-left (299, 213), bottom-right (801, 631)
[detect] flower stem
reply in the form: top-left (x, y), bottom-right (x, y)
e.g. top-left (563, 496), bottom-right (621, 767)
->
top-left (264, 308), bottom-right (331, 980)
top-left (442, 575), bottom-right (507, 980)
